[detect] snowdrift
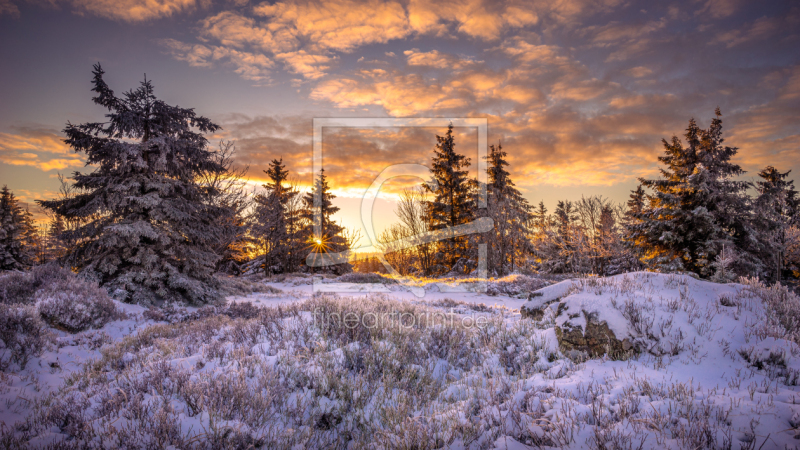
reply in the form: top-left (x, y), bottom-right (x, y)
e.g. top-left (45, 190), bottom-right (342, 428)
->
top-left (0, 272), bottom-right (799, 449)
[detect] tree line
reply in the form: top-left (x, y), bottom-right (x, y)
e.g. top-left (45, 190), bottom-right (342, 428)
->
top-left (1, 67), bottom-right (798, 305)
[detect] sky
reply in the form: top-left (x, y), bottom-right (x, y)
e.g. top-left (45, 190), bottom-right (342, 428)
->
top-left (0, 0), bottom-right (799, 245)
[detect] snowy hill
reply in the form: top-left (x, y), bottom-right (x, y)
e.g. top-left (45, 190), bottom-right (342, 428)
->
top-left (1, 272), bottom-right (799, 449)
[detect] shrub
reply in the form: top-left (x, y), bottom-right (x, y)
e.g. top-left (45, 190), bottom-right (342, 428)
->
top-left (0, 304), bottom-right (53, 369)
top-left (740, 277), bottom-right (800, 345)
top-left (35, 276), bottom-right (123, 333)
top-left (0, 271), bottom-right (35, 304)
top-left (0, 264), bottom-right (75, 305)
top-left (216, 275), bottom-right (281, 296)
top-left (335, 272), bottom-right (398, 284)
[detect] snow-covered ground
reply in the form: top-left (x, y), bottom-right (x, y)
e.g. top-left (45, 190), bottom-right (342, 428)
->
top-left (1, 272), bottom-right (799, 449)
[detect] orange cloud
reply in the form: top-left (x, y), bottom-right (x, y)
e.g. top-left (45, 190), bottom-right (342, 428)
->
top-left (162, 0), bottom-right (619, 82)
top-left (0, 128), bottom-right (85, 172)
top-left (160, 38), bottom-right (275, 83)
top-left (404, 49), bottom-right (480, 70)
top-left (71, 0), bottom-right (207, 21)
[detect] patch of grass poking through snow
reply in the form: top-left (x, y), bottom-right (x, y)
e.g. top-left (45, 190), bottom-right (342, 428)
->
top-left (6, 272), bottom-right (800, 449)
top-left (2, 295), bottom-right (569, 449)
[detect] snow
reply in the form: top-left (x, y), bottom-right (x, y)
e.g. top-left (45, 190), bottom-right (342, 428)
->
top-left (2, 272), bottom-right (800, 448)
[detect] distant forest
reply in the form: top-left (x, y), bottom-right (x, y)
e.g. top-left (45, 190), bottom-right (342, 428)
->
top-left (2, 67), bottom-right (798, 304)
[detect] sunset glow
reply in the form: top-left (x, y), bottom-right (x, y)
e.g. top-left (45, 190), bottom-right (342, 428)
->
top-left (1, 0), bottom-right (798, 240)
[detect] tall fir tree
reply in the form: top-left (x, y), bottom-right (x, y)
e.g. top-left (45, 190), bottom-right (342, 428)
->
top-left (38, 65), bottom-right (228, 304)
top-left (629, 109), bottom-right (754, 278)
top-left (252, 158), bottom-right (303, 274)
top-left (621, 185), bottom-right (647, 269)
top-left (753, 166), bottom-right (799, 282)
top-left (301, 169), bottom-right (350, 273)
top-left (424, 124), bottom-right (475, 274)
top-left (47, 215), bottom-right (68, 262)
top-left (483, 143), bottom-right (532, 275)
top-left (0, 186), bottom-right (35, 270)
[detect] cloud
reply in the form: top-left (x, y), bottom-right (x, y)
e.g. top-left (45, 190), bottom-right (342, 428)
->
top-left (695, 0), bottom-right (742, 19)
top-left (0, 128), bottom-right (85, 172)
top-left (162, 0), bottom-right (623, 82)
top-left (624, 66), bottom-right (653, 78)
top-left (71, 0), bottom-right (207, 21)
top-left (0, 0), bottom-right (19, 18)
top-left (160, 38), bottom-right (275, 82)
top-left (712, 16), bottom-right (780, 47)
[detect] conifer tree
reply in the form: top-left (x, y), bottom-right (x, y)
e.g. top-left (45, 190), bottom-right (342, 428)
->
top-left (0, 186), bottom-right (35, 270)
top-left (484, 143), bottom-right (532, 275)
top-left (38, 65), bottom-right (227, 304)
top-left (537, 200), bottom-right (582, 273)
top-left (301, 169), bottom-right (350, 273)
top-left (621, 185), bottom-right (647, 268)
top-left (533, 201), bottom-right (548, 234)
top-left (629, 109), bottom-right (753, 278)
top-left (424, 124), bottom-right (475, 274)
top-left (47, 215), bottom-right (68, 262)
top-left (252, 158), bottom-right (303, 274)
top-left (754, 166), bottom-right (799, 282)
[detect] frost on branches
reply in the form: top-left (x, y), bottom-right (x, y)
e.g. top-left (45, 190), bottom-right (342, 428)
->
top-left (39, 65), bottom-right (228, 305)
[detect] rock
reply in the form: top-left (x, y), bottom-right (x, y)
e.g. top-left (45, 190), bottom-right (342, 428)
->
top-left (554, 311), bottom-right (634, 359)
top-left (520, 303), bottom-right (547, 320)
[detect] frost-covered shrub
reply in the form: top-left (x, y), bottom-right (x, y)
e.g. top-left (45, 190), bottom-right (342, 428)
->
top-left (740, 277), bottom-right (800, 345)
top-left (0, 271), bottom-right (34, 304)
top-left (216, 275), bottom-right (282, 296)
top-left (335, 272), bottom-right (398, 284)
top-left (0, 304), bottom-right (52, 369)
top-left (35, 276), bottom-right (123, 333)
top-left (0, 264), bottom-right (77, 305)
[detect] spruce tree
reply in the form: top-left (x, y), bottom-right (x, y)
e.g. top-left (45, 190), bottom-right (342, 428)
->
top-left (301, 169), bottom-right (350, 273)
top-left (252, 158), bottom-right (303, 274)
top-left (424, 124), bottom-right (475, 274)
top-left (754, 166), bottom-right (799, 282)
top-left (533, 201), bottom-right (548, 234)
top-left (620, 185), bottom-right (647, 269)
top-left (47, 215), bottom-right (68, 262)
top-left (630, 109), bottom-right (753, 278)
top-left (38, 65), bottom-right (227, 304)
top-left (0, 186), bottom-right (35, 271)
top-left (484, 143), bottom-right (532, 275)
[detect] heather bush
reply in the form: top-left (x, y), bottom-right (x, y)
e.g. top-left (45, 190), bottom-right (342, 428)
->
top-left (335, 272), bottom-right (398, 284)
top-left (35, 276), bottom-right (123, 332)
top-left (0, 271), bottom-right (34, 304)
top-left (0, 264), bottom-right (123, 332)
top-left (0, 264), bottom-right (77, 305)
top-left (216, 274), bottom-right (282, 296)
top-left (739, 277), bottom-right (800, 345)
top-left (0, 304), bottom-right (53, 369)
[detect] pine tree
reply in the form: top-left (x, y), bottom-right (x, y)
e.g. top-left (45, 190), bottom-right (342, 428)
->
top-left (538, 200), bottom-right (583, 273)
top-left (0, 186), bottom-right (35, 270)
top-left (533, 201), bottom-right (548, 234)
top-left (620, 185), bottom-right (647, 269)
top-left (301, 169), bottom-right (350, 273)
top-left (38, 65), bottom-right (227, 304)
top-left (47, 215), bottom-right (68, 261)
top-left (424, 124), bottom-right (475, 274)
top-left (484, 143), bottom-right (532, 275)
top-left (630, 109), bottom-right (753, 278)
top-left (252, 158), bottom-right (304, 274)
top-left (753, 166), bottom-right (799, 282)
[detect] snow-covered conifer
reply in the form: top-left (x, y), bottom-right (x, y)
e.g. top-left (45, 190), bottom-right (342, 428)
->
top-left (38, 65), bottom-right (227, 304)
